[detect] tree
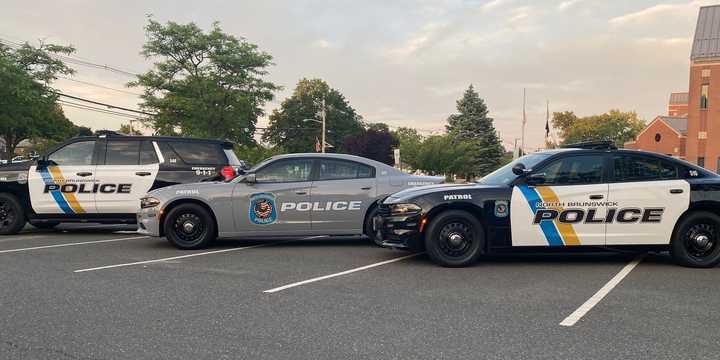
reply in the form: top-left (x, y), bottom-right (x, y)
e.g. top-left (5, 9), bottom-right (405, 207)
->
top-left (446, 85), bottom-right (505, 177)
top-left (262, 78), bottom-right (364, 153)
top-left (118, 123), bottom-right (142, 135)
top-left (130, 18), bottom-right (279, 145)
top-left (344, 124), bottom-right (398, 165)
top-left (553, 109), bottom-right (645, 148)
top-left (413, 135), bottom-right (474, 178)
top-left (393, 127), bottom-right (423, 170)
top-left (0, 42), bottom-right (77, 160)
top-left (234, 144), bottom-right (285, 167)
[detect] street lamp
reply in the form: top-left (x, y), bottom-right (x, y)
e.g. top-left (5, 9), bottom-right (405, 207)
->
top-left (303, 98), bottom-right (327, 153)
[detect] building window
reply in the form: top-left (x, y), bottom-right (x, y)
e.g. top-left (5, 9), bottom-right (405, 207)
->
top-left (698, 157), bottom-right (705, 168)
top-left (702, 69), bottom-right (711, 78)
top-left (701, 84), bottom-right (709, 109)
top-left (699, 131), bottom-right (708, 139)
top-left (717, 158), bottom-right (720, 174)
top-left (654, 133), bottom-right (662, 142)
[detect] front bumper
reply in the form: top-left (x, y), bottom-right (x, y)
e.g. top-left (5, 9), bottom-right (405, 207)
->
top-left (136, 207), bottom-right (162, 237)
top-left (375, 211), bottom-right (424, 250)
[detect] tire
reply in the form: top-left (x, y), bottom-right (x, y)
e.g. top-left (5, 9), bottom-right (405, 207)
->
top-left (0, 193), bottom-right (26, 235)
top-left (670, 211), bottom-right (720, 268)
top-left (32, 222), bottom-right (60, 230)
top-left (424, 210), bottom-right (484, 267)
top-left (364, 206), bottom-right (383, 247)
top-left (164, 203), bottom-right (217, 250)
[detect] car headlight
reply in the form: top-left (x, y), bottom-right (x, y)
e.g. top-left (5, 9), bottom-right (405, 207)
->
top-left (389, 203), bottom-right (422, 216)
top-left (140, 196), bottom-right (161, 209)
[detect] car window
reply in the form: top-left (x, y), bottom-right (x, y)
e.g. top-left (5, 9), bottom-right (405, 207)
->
top-left (168, 142), bottom-right (222, 165)
top-left (318, 159), bottom-right (374, 180)
top-left (105, 140), bottom-right (140, 165)
top-left (614, 155), bottom-right (679, 182)
top-left (140, 141), bottom-right (159, 165)
top-left (255, 159), bottom-right (313, 183)
top-left (157, 142), bottom-right (183, 165)
top-left (48, 141), bottom-right (95, 166)
top-left (539, 155), bottom-right (605, 185)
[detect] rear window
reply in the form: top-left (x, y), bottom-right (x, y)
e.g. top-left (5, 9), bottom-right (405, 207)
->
top-left (167, 142), bottom-right (224, 165)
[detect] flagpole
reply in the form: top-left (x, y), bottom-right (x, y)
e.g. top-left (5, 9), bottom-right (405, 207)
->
top-left (521, 88), bottom-right (526, 156)
top-left (545, 99), bottom-right (550, 148)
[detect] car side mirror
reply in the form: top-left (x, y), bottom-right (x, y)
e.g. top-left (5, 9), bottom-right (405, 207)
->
top-left (243, 173), bottom-right (257, 184)
top-left (526, 173), bottom-right (546, 185)
top-left (512, 163), bottom-right (531, 176)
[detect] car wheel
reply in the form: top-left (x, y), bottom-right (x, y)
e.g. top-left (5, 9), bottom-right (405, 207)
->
top-left (424, 210), bottom-right (483, 267)
top-left (164, 203), bottom-right (217, 250)
top-left (0, 193), bottom-right (26, 235)
top-left (32, 222), bottom-right (60, 230)
top-left (364, 207), bottom-right (383, 247)
top-left (671, 211), bottom-right (720, 268)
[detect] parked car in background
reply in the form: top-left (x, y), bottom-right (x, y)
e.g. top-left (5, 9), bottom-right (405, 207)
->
top-left (137, 153), bottom-right (445, 248)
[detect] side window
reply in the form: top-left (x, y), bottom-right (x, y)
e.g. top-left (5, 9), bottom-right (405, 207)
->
top-left (614, 155), bottom-right (679, 182)
top-left (140, 141), bottom-right (159, 165)
top-left (47, 141), bottom-right (95, 166)
top-left (255, 159), bottom-right (313, 183)
top-left (318, 159), bottom-right (374, 180)
top-left (158, 142), bottom-right (183, 165)
top-left (168, 142), bottom-right (223, 165)
top-left (105, 140), bottom-right (140, 165)
top-left (540, 155), bottom-right (605, 185)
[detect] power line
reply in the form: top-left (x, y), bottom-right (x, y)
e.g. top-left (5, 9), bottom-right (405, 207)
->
top-left (53, 92), bottom-right (155, 116)
top-left (57, 76), bottom-right (143, 96)
top-left (58, 100), bottom-right (146, 120)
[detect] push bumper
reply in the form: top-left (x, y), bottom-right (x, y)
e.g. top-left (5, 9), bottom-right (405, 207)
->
top-left (374, 214), bottom-right (424, 250)
top-left (136, 207), bottom-right (161, 237)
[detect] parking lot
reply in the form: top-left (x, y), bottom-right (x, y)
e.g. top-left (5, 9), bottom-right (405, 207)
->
top-left (1, 225), bottom-right (718, 360)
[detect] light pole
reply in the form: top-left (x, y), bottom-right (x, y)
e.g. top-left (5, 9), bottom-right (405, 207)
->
top-left (303, 98), bottom-right (327, 153)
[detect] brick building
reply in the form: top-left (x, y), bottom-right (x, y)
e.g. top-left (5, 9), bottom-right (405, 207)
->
top-left (627, 5), bottom-right (720, 173)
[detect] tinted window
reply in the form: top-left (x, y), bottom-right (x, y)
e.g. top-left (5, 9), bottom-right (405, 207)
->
top-left (255, 159), bottom-right (313, 183)
top-left (158, 142), bottom-right (183, 165)
top-left (540, 155), bottom-right (604, 185)
top-left (318, 159), bottom-right (374, 180)
top-left (140, 141), bottom-right (159, 165)
top-left (105, 140), bottom-right (140, 165)
top-left (614, 155), bottom-right (679, 182)
top-left (48, 141), bottom-right (95, 166)
top-left (479, 153), bottom-right (549, 185)
top-left (169, 142), bottom-right (222, 165)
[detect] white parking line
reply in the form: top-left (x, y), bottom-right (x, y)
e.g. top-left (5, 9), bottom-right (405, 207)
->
top-left (0, 236), bottom-right (149, 254)
top-left (263, 252), bottom-right (424, 293)
top-left (559, 254), bottom-right (645, 327)
top-left (74, 243), bottom-right (272, 273)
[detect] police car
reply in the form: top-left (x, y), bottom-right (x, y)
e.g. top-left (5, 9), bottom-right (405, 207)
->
top-left (376, 141), bottom-right (720, 268)
top-left (0, 132), bottom-right (242, 234)
top-left (136, 153), bottom-right (444, 249)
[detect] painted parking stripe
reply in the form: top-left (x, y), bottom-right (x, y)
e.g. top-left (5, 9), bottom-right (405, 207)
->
top-left (0, 236), bottom-right (149, 254)
top-left (74, 243), bottom-right (274, 273)
top-left (263, 252), bottom-right (424, 294)
top-left (559, 254), bottom-right (645, 327)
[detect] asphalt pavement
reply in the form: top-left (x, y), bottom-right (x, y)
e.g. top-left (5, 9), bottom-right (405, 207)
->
top-left (0, 224), bottom-right (718, 359)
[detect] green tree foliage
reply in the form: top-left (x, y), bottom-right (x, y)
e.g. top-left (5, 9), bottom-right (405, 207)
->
top-left (262, 78), bottom-right (363, 153)
top-left (392, 127), bottom-right (423, 170)
top-left (118, 123), bottom-right (142, 135)
top-left (343, 124), bottom-right (398, 165)
top-left (130, 18), bottom-right (279, 145)
top-left (234, 144), bottom-right (285, 167)
top-left (446, 85), bottom-right (505, 177)
top-left (552, 110), bottom-right (645, 148)
top-left (413, 135), bottom-right (474, 177)
top-left (0, 42), bottom-right (79, 160)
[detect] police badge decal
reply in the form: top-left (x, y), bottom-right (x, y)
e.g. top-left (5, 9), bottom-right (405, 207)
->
top-left (249, 193), bottom-right (278, 225)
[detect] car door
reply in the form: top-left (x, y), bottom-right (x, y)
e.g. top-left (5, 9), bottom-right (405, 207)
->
top-left (233, 158), bottom-right (314, 234)
top-left (28, 139), bottom-right (99, 214)
top-left (606, 154), bottom-right (690, 245)
top-left (93, 139), bottom-right (160, 214)
top-left (310, 158), bottom-right (377, 233)
top-left (511, 154), bottom-right (609, 246)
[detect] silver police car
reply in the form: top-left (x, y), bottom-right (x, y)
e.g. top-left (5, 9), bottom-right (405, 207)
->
top-left (137, 153), bottom-right (444, 249)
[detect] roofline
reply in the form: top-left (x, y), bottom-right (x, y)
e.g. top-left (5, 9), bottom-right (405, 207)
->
top-left (634, 116), bottom-right (685, 139)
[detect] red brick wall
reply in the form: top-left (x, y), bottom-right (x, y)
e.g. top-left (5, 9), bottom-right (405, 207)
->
top-left (668, 104), bottom-right (688, 117)
top-left (625, 118), bottom-right (684, 158)
top-left (686, 62), bottom-right (720, 172)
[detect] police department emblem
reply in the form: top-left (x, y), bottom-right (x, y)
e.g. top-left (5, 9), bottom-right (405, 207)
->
top-left (494, 200), bottom-right (509, 218)
top-left (249, 193), bottom-right (277, 225)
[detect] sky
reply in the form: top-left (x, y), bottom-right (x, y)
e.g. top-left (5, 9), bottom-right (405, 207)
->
top-left (1, 0), bottom-right (714, 150)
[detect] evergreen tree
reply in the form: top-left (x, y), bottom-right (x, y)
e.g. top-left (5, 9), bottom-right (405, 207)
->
top-left (446, 85), bottom-right (505, 177)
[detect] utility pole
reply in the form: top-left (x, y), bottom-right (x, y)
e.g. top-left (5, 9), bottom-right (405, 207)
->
top-left (521, 88), bottom-right (526, 157)
top-left (321, 97), bottom-right (326, 153)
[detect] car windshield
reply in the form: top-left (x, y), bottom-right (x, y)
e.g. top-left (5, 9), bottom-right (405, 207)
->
top-left (478, 153), bottom-right (550, 185)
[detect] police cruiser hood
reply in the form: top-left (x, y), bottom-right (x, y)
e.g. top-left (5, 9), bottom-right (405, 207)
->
top-left (385, 183), bottom-right (502, 203)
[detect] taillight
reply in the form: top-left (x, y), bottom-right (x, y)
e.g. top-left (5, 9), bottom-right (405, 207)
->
top-left (220, 166), bottom-right (237, 181)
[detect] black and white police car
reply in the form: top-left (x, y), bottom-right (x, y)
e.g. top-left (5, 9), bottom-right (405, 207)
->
top-left (377, 141), bottom-right (720, 268)
top-left (0, 131), bottom-right (242, 234)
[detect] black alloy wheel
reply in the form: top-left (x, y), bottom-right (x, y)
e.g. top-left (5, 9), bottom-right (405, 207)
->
top-left (0, 193), bottom-right (26, 235)
top-left (671, 211), bottom-right (720, 268)
top-left (425, 210), bottom-right (484, 267)
top-left (164, 203), bottom-right (217, 250)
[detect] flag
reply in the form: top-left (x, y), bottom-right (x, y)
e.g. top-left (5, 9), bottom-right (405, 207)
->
top-left (545, 100), bottom-right (550, 139)
top-left (314, 137), bottom-right (321, 152)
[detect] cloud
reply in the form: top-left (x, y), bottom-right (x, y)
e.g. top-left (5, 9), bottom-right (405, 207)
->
top-left (481, 0), bottom-right (511, 12)
top-left (609, 1), bottom-right (711, 25)
top-left (312, 39), bottom-right (333, 48)
top-left (557, 0), bottom-right (584, 11)
top-left (637, 36), bottom-right (692, 45)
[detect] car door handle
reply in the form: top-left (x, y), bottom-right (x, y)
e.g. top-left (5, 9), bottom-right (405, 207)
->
top-left (295, 191), bottom-right (308, 195)
top-left (76, 172), bottom-right (93, 177)
top-left (361, 186), bottom-right (372, 190)
top-left (589, 194), bottom-right (604, 200)
top-left (670, 189), bottom-right (684, 194)
top-left (135, 172), bottom-right (152, 176)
